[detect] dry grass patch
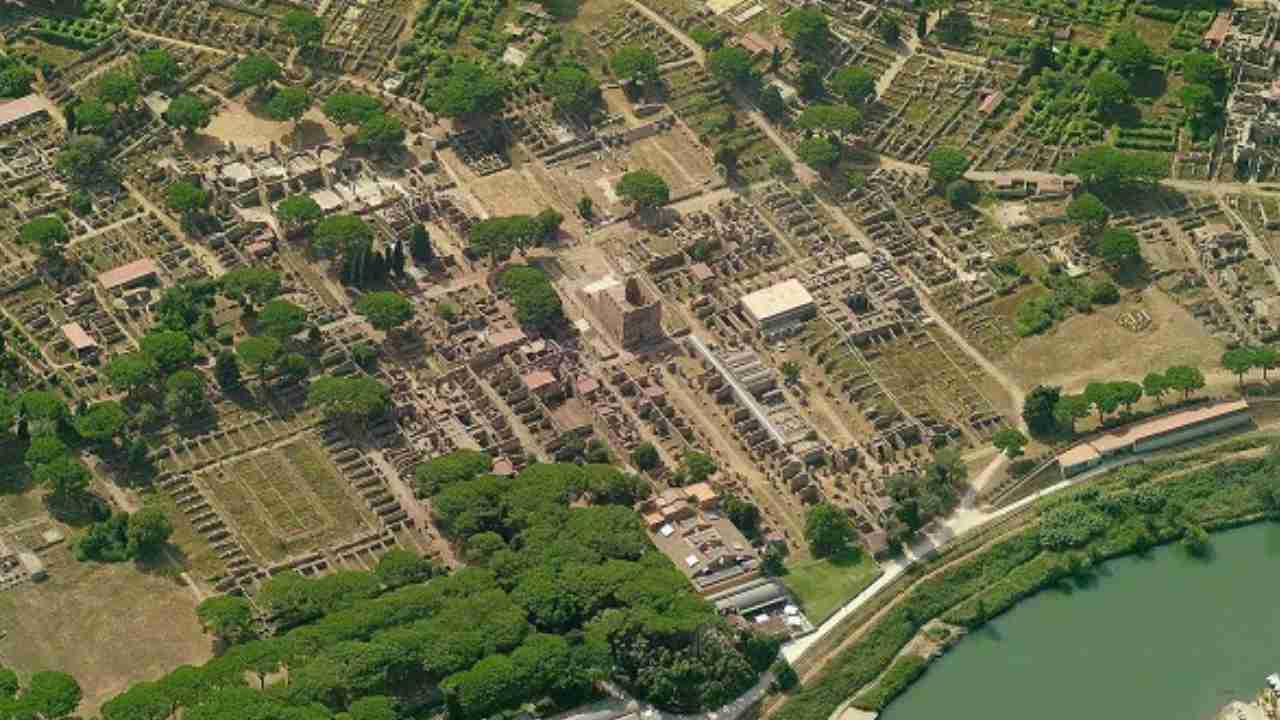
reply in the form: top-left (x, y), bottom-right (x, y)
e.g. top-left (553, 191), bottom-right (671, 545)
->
top-left (0, 544), bottom-right (210, 714)
top-left (1003, 287), bottom-right (1224, 392)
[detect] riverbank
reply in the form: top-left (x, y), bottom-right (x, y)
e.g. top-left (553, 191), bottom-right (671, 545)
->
top-left (883, 521), bottom-right (1280, 720)
top-left (769, 436), bottom-right (1280, 720)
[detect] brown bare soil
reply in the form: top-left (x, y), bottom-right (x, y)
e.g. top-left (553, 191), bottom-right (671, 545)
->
top-left (1004, 287), bottom-right (1224, 393)
top-left (0, 545), bottom-right (210, 714)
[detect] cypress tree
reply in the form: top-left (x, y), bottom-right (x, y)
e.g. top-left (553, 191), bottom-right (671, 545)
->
top-left (410, 223), bottom-right (433, 263)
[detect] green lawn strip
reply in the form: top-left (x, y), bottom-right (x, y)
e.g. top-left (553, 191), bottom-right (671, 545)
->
top-left (782, 549), bottom-right (882, 624)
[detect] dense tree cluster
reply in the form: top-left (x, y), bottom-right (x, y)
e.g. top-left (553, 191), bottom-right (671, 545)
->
top-left (355, 292), bottom-right (414, 333)
top-left (882, 449), bottom-right (968, 547)
top-left (609, 46), bottom-right (659, 84)
top-left (426, 61), bottom-right (508, 118)
top-left (74, 508), bottom-right (173, 562)
top-left (0, 668), bottom-right (81, 720)
top-left (925, 147), bottom-right (970, 186)
top-left (498, 265), bottom-right (565, 332)
top-left (468, 211), bottom-right (562, 262)
top-left (781, 8), bottom-right (831, 58)
top-left (92, 461), bottom-right (773, 720)
top-left (306, 375), bottom-right (391, 425)
top-left (545, 64), bottom-right (600, 117)
top-left (1060, 146), bottom-right (1168, 188)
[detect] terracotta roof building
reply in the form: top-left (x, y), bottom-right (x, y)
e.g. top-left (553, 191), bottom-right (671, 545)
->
top-left (1058, 400), bottom-right (1251, 476)
top-left (98, 258), bottom-right (159, 291)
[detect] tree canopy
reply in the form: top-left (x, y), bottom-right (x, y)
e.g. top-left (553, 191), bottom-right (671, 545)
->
top-left (1164, 364), bottom-right (1205, 400)
top-left (354, 114), bottom-right (406, 157)
top-left (468, 214), bottom-right (546, 261)
top-left (196, 596), bottom-right (256, 645)
top-left (707, 47), bottom-right (754, 86)
top-left (164, 94), bottom-right (213, 133)
top-left (991, 427), bottom-right (1027, 458)
top-left (281, 10), bottom-right (325, 47)
top-left (137, 48), bottom-right (178, 83)
top-left (796, 104), bottom-right (861, 135)
top-left (232, 54), bottom-right (282, 89)
top-left (307, 375), bottom-right (391, 423)
top-left (277, 195), bottom-right (323, 228)
top-left (74, 401), bottom-right (128, 446)
top-left (615, 170), bottom-right (670, 210)
top-left (313, 214), bottom-right (373, 256)
top-left (1021, 384), bottom-right (1061, 437)
top-left (19, 215), bottom-right (68, 257)
top-left (796, 135), bottom-right (839, 170)
top-left (74, 99), bottom-right (112, 133)
top-left (237, 336), bottom-right (283, 375)
top-left (781, 7), bottom-right (831, 57)
top-left (415, 450), bottom-right (494, 495)
top-left (545, 65), bottom-right (599, 116)
top-left (945, 179), bottom-right (977, 208)
top-left (1086, 70), bottom-right (1130, 112)
top-left (1105, 30), bottom-right (1155, 76)
top-left (498, 265), bottom-right (565, 332)
top-left (1066, 192), bottom-right (1110, 232)
top-left (105, 353), bottom-right (155, 394)
top-left (166, 369), bottom-right (209, 420)
top-left (609, 46), bottom-right (659, 84)
top-left (322, 93), bottom-right (383, 127)
top-left (56, 135), bottom-right (109, 183)
top-left (1061, 146), bottom-right (1168, 188)
top-left (166, 181), bottom-right (209, 216)
top-left (1096, 227), bottom-right (1142, 267)
top-left (926, 146), bottom-right (970, 185)
top-left (805, 502), bottom-right (855, 557)
top-left (429, 61), bottom-right (508, 118)
top-left (266, 86), bottom-right (312, 124)
top-left (1180, 50), bottom-right (1227, 90)
top-left (220, 267), bottom-right (282, 306)
top-left (140, 330), bottom-right (194, 374)
top-left (355, 292), bottom-right (414, 332)
top-left (257, 299), bottom-right (308, 339)
top-left (830, 66), bottom-right (876, 105)
top-left (98, 69), bottom-right (140, 108)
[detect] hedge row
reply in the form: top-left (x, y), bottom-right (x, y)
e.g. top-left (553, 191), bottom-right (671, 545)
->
top-left (851, 655), bottom-right (930, 711)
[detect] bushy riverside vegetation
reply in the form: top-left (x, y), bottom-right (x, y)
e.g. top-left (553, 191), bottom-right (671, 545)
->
top-left (81, 460), bottom-right (776, 720)
top-left (777, 439), bottom-right (1280, 718)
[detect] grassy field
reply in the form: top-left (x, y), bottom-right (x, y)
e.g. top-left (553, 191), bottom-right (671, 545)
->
top-left (783, 549), bottom-right (883, 624)
top-left (0, 544), bottom-right (210, 715)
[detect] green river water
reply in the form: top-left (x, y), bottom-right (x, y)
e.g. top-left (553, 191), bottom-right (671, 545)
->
top-left (881, 522), bottom-right (1280, 720)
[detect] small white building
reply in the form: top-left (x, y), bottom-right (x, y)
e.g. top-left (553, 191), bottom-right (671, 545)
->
top-left (739, 279), bottom-right (815, 334)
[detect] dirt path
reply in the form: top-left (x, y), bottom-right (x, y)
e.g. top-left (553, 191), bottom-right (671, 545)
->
top-left (915, 289), bottom-right (1026, 426)
top-left (125, 28), bottom-right (231, 56)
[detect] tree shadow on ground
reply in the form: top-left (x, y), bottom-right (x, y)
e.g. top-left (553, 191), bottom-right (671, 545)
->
top-left (1101, 103), bottom-right (1142, 129)
top-left (182, 132), bottom-right (225, 159)
top-left (135, 544), bottom-right (192, 588)
top-left (1130, 68), bottom-right (1167, 99)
